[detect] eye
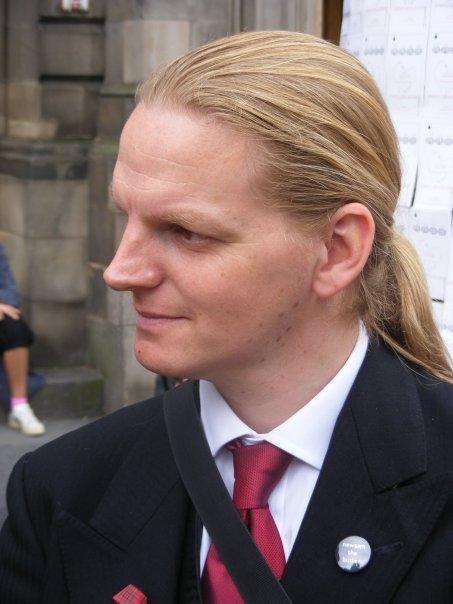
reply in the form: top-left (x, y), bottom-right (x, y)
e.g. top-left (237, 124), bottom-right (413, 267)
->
top-left (171, 225), bottom-right (208, 244)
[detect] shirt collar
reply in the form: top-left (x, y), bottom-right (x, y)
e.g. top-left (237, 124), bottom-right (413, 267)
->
top-left (200, 321), bottom-right (369, 470)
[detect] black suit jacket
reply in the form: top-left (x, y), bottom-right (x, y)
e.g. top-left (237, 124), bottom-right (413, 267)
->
top-left (0, 338), bottom-right (452, 603)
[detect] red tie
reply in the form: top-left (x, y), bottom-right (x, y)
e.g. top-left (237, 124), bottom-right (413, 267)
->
top-left (201, 440), bottom-right (293, 603)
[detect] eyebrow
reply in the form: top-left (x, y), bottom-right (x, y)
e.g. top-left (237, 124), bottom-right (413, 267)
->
top-left (108, 180), bottom-right (233, 236)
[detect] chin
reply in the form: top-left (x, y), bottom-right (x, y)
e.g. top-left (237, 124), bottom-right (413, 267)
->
top-left (134, 345), bottom-right (194, 380)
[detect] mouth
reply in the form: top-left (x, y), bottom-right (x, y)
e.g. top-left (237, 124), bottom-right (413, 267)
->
top-left (135, 309), bottom-right (185, 329)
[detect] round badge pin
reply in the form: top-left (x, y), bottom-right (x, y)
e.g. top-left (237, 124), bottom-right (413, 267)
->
top-left (336, 536), bottom-right (372, 573)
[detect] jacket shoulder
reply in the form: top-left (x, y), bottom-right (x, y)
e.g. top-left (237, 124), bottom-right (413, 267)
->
top-left (20, 395), bottom-right (168, 508)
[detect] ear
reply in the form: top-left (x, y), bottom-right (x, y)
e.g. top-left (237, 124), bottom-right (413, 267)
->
top-left (312, 202), bottom-right (375, 299)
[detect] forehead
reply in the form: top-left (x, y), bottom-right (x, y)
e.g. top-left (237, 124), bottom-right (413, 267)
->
top-left (116, 103), bottom-right (258, 197)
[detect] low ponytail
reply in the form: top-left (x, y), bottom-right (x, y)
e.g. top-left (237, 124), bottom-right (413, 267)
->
top-left (361, 228), bottom-right (453, 382)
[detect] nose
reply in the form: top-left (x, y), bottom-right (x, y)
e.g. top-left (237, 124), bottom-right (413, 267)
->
top-left (103, 226), bottom-right (163, 292)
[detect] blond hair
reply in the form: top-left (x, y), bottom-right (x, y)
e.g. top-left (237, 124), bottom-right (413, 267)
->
top-left (138, 30), bottom-right (452, 382)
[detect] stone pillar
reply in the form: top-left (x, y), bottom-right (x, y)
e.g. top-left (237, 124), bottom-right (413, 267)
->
top-left (0, 0), bottom-right (104, 418)
top-left (241, 0), bottom-right (323, 35)
top-left (88, 0), bottom-right (236, 411)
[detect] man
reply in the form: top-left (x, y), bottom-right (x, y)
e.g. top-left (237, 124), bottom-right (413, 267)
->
top-left (0, 31), bottom-right (452, 603)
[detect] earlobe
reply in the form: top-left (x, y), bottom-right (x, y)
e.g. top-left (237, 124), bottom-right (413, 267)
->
top-left (312, 203), bottom-right (375, 300)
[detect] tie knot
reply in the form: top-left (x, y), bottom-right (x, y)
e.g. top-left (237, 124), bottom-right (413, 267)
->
top-left (226, 440), bottom-right (292, 510)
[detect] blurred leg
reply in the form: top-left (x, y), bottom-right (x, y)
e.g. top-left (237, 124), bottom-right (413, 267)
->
top-left (3, 346), bottom-right (28, 398)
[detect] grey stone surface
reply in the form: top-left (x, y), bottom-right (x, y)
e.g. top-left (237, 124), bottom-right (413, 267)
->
top-left (122, 19), bottom-right (191, 83)
top-left (29, 301), bottom-right (86, 366)
top-left (141, 0), bottom-right (233, 22)
top-left (6, 82), bottom-right (41, 122)
top-left (0, 174), bottom-right (26, 236)
top-left (106, 0), bottom-right (145, 23)
top-left (0, 138), bottom-right (89, 180)
top-left (31, 365), bottom-right (103, 418)
top-left (88, 261), bottom-right (108, 318)
top-left (42, 81), bottom-right (100, 138)
top-left (6, 4), bottom-right (39, 82)
top-left (6, 119), bottom-right (57, 141)
top-left (0, 230), bottom-right (28, 293)
top-left (27, 238), bottom-right (87, 302)
top-left (190, 19), bottom-right (231, 48)
top-left (89, 203), bottom-right (115, 266)
top-left (97, 95), bottom-right (135, 138)
top-left (89, 146), bottom-right (117, 209)
top-left (122, 323), bottom-right (156, 402)
top-left (87, 316), bottom-right (154, 410)
top-left (40, 23), bottom-right (105, 77)
top-left (25, 180), bottom-right (88, 239)
top-left (88, 315), bottom-right (123, 412)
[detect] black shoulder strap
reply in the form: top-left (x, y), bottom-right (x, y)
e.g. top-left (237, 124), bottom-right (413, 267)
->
top-left (163, 381), bottom-right (292, 604)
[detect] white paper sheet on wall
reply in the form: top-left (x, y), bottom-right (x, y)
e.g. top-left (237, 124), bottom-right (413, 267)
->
top-left (386, 31), bottom-right (429, 116)
top-left (415, 111), bottom-right (453, 207)
top-left (408, 204), bottom-right (452, 299)
top-left (425, 30), bottom-right (453, 108)
top-left (393, 116), bottom-right (420, 207)
top-left (362, 32), bottom-right (387, 91)
top-left (340, 0), bottom-right (453, 330)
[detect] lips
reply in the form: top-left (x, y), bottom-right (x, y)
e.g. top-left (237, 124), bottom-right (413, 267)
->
top-left (135, 308), bottom-right (185, 329)
top-left (136, 310), bottom-right (182, 320)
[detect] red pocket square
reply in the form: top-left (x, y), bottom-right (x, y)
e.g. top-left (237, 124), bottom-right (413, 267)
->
top-left (113, 584), bottom-right (148, 604)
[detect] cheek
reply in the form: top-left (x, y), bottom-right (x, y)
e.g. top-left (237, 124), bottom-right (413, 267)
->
top-left (184, 252), bottom-right (308, 327)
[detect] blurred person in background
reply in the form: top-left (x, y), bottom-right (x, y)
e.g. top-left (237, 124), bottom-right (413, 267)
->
top-left (0, 243), bottom-right (45, 436)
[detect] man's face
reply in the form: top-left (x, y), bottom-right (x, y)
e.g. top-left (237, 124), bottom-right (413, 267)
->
top-left (104, 104), bottom-right (322, 380)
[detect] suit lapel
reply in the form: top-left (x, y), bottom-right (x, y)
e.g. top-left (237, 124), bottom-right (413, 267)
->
top-left (282, 338), bottom-right (452, 603)
top-left (57, 397), bottom-right (199, 603)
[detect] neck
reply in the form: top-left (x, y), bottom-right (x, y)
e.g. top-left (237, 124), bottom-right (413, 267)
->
top-left (210, 318), bottom-right (360, 433)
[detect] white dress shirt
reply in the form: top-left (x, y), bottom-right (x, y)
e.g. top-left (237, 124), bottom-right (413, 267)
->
top-left (199, 321), bottom-right (369, 572)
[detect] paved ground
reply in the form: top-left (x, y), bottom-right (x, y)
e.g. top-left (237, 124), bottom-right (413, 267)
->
top-left (0, 417), bottom-right (98, 526)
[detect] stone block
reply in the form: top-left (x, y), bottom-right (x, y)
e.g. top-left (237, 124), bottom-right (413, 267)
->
top-left (106, 0), bottom-right (144, 22)
top-left (88, 262), bottom-right (107, 317)
top-left (42, 81), bottom-right (100, 138)
top-left (142, 0), bottom-right (231, 22)
top-left (7, 119), bottom-right (58, 140)
top-left (27, 238), bottom-right (87, 302)
top-left (31, 365), bottom-right (104, 419)
top-left (89, 204), bottom-right (115, 265)
top-left (6, 82), bottom-right (41, 122)
top-left (247, 0), bottom-right (305, 31)
top-left (89, 146), bottom-right (117, 209)
top-left (0, 82), bottom-right (6, 136)
top-left (0, 138), bottom-right (89, 180)
top-left (25, 180), bottom-right (88, 238)
top-left (0, 230), bottom-right (28, 294)
top-left (39, 0), bottom-right (106, 18)
top-left (87, 315), bottom-right (124, 411)
top-left (122, 19), bottom-right (191, 84)
top-left (122, 324), bottom-right (156, 404)
top-left (7, 18), bottom-right (39, 81)
top-left (40, 23), bottom-right (104, 77)
top-left (97, 95), bottom-right (134, 137)
top-left (104, 22), bottom-right (124, 84)
top-left (9, 0), bottom-right (39, 26)
top-left (29, 301), bottom-right (86, 366)
top-left (190, 20), bottom-right (231, 48)
top-left (105, 288), bottom-right (136, 326)
top-left (0, 175), bottom-right (26, 236)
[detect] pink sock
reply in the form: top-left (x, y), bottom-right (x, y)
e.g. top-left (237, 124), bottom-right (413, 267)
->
top-left (11, 397), bottom-right (28, 408)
